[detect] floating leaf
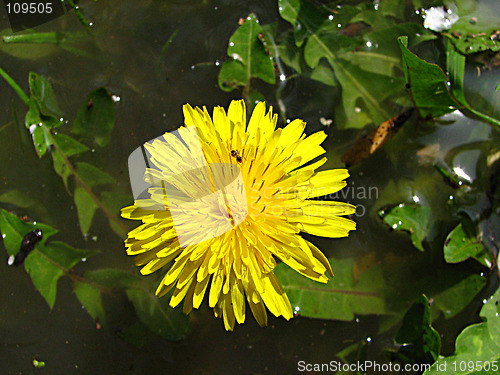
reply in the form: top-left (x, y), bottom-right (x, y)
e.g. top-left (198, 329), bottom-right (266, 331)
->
top-left (126, 286), bottom-right (189, 341)
top-left (398, 36), bottom-right (459, 119)
top-left (424, 287), bottom-right (500, 375)
top-left (218, 14), bottom-right (275, 92)
top-left (73, 88), bottom-right (115, 147)
top-left (275, 257), bottom-right (387, 321)
top-left (380, 203), bottom-right (431, 251)
top-left (394, 295), bottom-right (441, 365)
top-left (444, 222), bottom-right (493, 267)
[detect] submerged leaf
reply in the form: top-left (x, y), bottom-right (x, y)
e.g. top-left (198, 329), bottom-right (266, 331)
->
top-left (28, 72), bottom-right (62, 118)
top-left (275, 257), bottom-right (387, 321)
top-left (73, 88), bottom-right (115, 147)
top-left (394, 295), bottom-right (441, 365)
top-left (74, 186), bottom-right (99, 236)
top-left (74, 269), bottom-right (142, 326)
top-left (380, 203), bottom-right (431, 251)
top-left (126, 287), bottom-right (189, 341)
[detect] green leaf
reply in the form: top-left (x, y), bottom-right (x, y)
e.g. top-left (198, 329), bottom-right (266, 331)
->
top-left (445, 40), bottom-right (500, 127)
top-left (0, 190), bottom-right (36, 208)
top-left (218, 14), bottom-right (275, 92)
top-left (380, 203), bottom-right (431, 252)
top-left (0, 209), bottom-right (58, 256)
top-left (331, 57), bottom-right (402, 128)
top-left (51, 134), bottom-right (89, 189)
top-left (398, 36), bottom-right (459, 119)
top-left (444, 222), bottom-right (493, 267)
top-left (357, 24), bottom-right (436, 75)
top-left (28, 72), bottom-right (62, 118)
top-left (101, 191), bottom-right (133, 237)
top-left (74, 186), bottom-right (99, 236)
top-left (447, 3), bottom-right (500, 55)
top-left (118, 321), bottom-right (157, 348)
top-left (394, 295), bottom-right (441, 364)
top-left (25, 101), bottom-right (53, 158)
top-left (278, 0), bottom-right (329, 47)
top-left (424, 287), bottom-right (500, 375)
top-left (73, 269), bottom-right (141, 327)
top-left (378, 0), bottom-right (406, 20)
top-left (74, 281), bottom-right (107, 326)
top-left (75, 162), bottom-right (115, 189)
top-left (2, 30), bottom-right (95, 58)
top-left (430, 274), bottom-right (486, 320)
top-left (24, 241), bottom-right (97, 308)
top-left (0, 28), bottom-right (58, 60)
top-left (126, 287), bottom-right (189, 341)
top-left (303, 24), bottom-right (357, 68)
top-left (73, 88), bottom-right (115, 147)
top-left (275, 257), bottom-right (387, 321)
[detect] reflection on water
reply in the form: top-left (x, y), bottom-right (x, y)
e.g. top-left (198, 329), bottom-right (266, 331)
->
top-left (0, 0), bottom-right (498, 374)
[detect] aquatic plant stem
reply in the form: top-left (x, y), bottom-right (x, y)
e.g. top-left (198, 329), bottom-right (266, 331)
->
top-left (0, 67), bottom-right (29, 106)
top-left (1, 69), bottom-right (127, 238)
top-left (47, 131), bottom-right (128, 237)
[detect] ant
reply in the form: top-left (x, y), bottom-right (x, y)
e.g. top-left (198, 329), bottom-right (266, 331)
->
top-left (231, 150), bottom-right (242, 163)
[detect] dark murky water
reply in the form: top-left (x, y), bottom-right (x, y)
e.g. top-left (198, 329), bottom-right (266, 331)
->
top-left (0, 0), bottom-right (499, 374)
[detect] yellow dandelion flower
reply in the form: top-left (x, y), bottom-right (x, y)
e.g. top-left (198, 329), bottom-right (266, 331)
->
top-left (121, 100), bottom-right (356, 330)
